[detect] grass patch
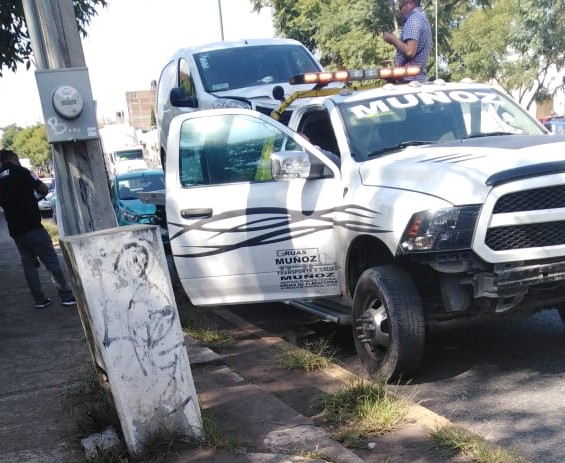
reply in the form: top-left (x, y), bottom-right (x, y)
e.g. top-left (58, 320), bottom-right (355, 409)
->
top-left (201, 408), bottom-right (248, 452)
top-left (42, 219), bottom-right (59, 243)
top-left (429, 425), bottom-right (530, 463)
top-left (67, 365), bottom-right (207, 462)
top-left (67, 366), bottom-right (121, 438)
top-left (178, 310), bottom-right (232, 346)
top-left (294, 449), bottom-right (338, 462)
top-left (321, 378), bottom-right (411, 447)
top-left (280, 337), bottom-right (336, 372)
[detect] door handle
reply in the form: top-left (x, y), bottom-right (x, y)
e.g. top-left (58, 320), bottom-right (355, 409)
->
top-left (181, 208), bottom-right (213, 219)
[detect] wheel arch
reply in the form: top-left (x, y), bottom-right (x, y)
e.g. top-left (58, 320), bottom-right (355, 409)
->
top-left (346, 235), bottom-right (395, 298)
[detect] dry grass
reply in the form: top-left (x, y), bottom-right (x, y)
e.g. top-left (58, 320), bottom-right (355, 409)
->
top-left (178, 309), bottom-right (232, 346)
top-left (429, 425), bottom-right (530, 463)
top-left (42, 219), bottom-right (59, 243)
top-left (321, 377), bottom-right (412, 447)
top-left (279, 337), bottom-right (336, 372)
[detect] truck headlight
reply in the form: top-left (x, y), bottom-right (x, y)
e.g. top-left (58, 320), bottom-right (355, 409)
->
top-left (399, 205), bottom-right (480, 252)
top-left (212, 98), bottom-right (251, 109)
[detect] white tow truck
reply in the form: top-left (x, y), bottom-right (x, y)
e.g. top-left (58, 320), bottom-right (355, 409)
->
top-left (152, 66), bottom-right (565, 382)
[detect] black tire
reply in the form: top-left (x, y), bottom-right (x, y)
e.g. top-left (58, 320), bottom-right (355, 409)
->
top-left (352, 265), bottom-right (425, 383)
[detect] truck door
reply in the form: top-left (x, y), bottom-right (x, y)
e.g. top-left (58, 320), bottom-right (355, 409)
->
top-left (165, 109), bottom-right (342, 306)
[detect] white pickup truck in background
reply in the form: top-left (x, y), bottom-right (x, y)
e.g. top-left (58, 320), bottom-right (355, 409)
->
top-left (150, 64), bottom-right (565, 382)
top-left (155, 38), bottom-right (325, 168)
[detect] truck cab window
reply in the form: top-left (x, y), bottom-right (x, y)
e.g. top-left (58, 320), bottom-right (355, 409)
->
top-left (178, 114), bottom-right (301, 186)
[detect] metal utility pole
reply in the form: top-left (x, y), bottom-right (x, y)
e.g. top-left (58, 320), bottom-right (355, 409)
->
top-left (21, 0), bottom-right (116, 405)
top-left (22, 0), bottom-right (117, 236)
top-left (20, 4), bottom-right (203, 455)
top-left (435, 0), bottom-right (439, 79)
top-left (218, 0), bottom-right (225, 40)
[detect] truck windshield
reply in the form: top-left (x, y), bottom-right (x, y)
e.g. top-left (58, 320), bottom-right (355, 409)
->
top-left (339, 87), bottom-right (546, 161)
top-left (195, 44), bottom-right (322, 93)
top-left (114, 149), bottom-right (144, 161)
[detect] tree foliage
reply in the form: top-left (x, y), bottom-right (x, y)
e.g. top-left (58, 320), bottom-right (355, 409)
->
top-left (0, 0), bottom-right (107, 77)
top-left (251, 0), bottom-right (397, 68)
top-left (1, 124), bottom-right (51, 170)
top-left (250, 0), bottom-right (490, 78)
top-left (449, 0), bottom-right (565, 108)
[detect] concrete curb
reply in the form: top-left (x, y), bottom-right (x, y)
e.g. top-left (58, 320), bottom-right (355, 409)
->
top-left (211, 306), bottom-right (455, 431)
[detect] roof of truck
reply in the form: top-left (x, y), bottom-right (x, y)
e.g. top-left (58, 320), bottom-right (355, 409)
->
top-left (270, 69), bottom-right (499, 120)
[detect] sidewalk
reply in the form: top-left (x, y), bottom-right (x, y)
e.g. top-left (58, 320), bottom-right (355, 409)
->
top-left (0, 211), bottom-right (460, 463)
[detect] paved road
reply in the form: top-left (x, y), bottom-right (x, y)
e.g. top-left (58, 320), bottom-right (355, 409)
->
top-left (229, 301), bottom-right (565, 463)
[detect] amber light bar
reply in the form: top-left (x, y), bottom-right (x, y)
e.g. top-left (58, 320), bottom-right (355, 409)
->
top-left (289, 66), bottom-right (421, 85)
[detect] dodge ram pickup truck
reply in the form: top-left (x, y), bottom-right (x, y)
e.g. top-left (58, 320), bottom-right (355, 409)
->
top-left (158, 66), bottom-right (565, 382)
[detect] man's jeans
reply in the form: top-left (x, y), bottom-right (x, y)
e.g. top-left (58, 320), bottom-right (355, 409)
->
top-left (14, 227), bottom-right (73, 304)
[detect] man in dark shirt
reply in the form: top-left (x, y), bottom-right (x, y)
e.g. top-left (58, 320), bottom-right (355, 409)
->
top-left (0, 149), bottom-right (76, 309)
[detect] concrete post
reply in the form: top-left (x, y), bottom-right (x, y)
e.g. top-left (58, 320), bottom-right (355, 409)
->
top-left (60, 225), bottom-right (203, 454)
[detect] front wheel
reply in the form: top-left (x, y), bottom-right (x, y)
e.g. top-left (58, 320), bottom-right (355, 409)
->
top-left (352, 265), bottom-right (425, 383)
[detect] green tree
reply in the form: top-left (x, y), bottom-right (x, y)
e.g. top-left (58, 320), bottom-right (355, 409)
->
top-left (449, 0), bottom-right (512, 83)
top-left (0, 124), bottom-right (21, 150)
top-left (250, 0), bottom-right (486, 78)
top-left (316, 0), bottom-right (395, 68)
top-left (251, 0), bottom-right (398, 68)
top-left (510, 0), bottom-right (565, 109)
top-left (448, 0), bottom-right (565, 109)
top-left (1, 124), bottom-right (51, 170)
top-left (0, 0), bottom-right (107, 76)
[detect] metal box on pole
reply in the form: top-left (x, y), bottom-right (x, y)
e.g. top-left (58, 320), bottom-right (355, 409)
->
top-left (35, 67), bottom-right (99, 143)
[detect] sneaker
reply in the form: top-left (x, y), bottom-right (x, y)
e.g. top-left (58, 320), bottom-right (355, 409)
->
top-left (34, 298), bottom-right (53, 309)
top-left (62, 297), bottom-right (77, 307)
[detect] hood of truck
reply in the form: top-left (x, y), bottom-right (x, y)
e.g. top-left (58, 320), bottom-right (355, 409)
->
top-left (214, 83), bottom-right (295, 101)
top-left (359, 135), bottom-right (565, 205)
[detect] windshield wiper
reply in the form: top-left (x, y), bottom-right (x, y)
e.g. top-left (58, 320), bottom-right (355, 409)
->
top-left (367, 140), bottom-right (433, 158)
top-left (464, 131), bottom-right (518, 139)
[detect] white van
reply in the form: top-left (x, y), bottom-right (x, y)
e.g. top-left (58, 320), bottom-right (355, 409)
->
top-left (155, 38), bottom-right (324, 167)
top-left (111, 146), bottom-right (149, 175)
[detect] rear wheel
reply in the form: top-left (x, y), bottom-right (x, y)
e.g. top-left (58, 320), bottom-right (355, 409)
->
top-left (352, 265), bottom-right (425, 383)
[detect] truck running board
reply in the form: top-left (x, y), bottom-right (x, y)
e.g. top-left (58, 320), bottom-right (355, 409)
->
top-left (287, 300), bottom-right (352, 326)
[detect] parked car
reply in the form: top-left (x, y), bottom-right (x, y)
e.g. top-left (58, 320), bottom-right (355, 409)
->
top-left (111, 169), bottom-right (169, 249)
top-left (38, 177), bottom-right (55, 217)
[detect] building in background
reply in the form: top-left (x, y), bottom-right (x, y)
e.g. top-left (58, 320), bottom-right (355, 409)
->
top-left (125, 81), bottom-right (157, 131)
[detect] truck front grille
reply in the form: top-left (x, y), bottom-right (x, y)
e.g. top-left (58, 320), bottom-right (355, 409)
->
top-left (486, 220), bottom-right (565, 250)
top-left (493, 184), bottom-right (565, 213)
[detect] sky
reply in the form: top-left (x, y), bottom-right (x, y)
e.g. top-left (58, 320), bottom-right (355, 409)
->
top-left (0, 0), bottom-right (275, 128)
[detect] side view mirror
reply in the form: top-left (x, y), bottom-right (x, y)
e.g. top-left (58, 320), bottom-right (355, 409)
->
top-left (271, 151), bottom-right (311, 179)
top-left (271, 150), bottom-right (330, 180)
top-left (170, 87), bottom-right (198, 108)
